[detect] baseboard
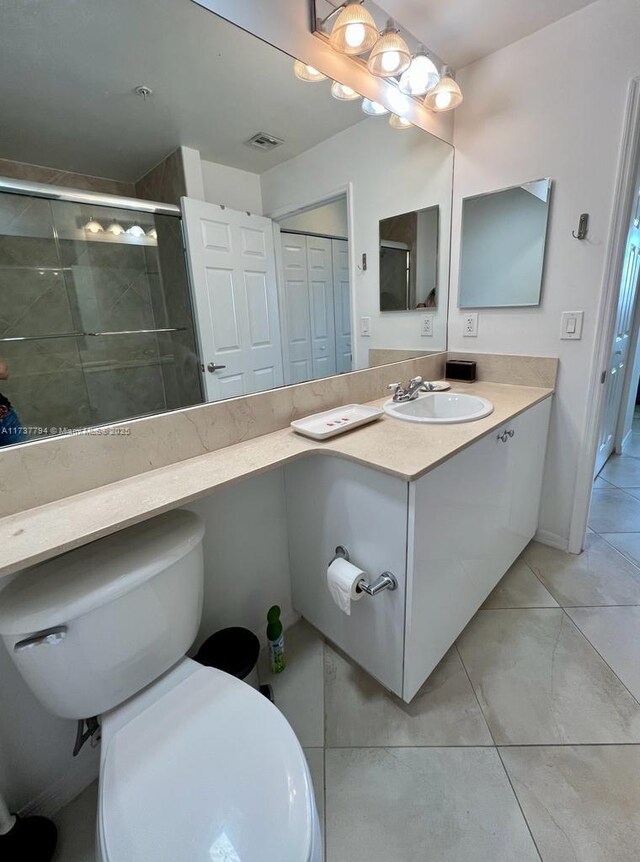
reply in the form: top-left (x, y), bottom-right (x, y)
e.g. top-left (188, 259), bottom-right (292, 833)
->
top-left (534, 528), bottom-right (570, 552)
top-left (19, 750), bottom-right (99, 819)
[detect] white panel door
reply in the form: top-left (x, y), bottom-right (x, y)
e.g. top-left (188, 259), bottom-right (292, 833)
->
top-left (306, 236), bottom-right (337, 379)
top-left (332, 239), bottom-right (352, 373)
top-left (280, 234), bottom-right (313, 385)
top-left (595, 239), bottom-right (640, 473)
top-left (182, 198), bottom-right (284, 401)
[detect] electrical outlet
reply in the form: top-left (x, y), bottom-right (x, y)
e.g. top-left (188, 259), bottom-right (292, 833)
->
top-left (360, 316), bottom-right (371, 337)
top-left (421, 314), bottom-right (434, 337)
top-left (463, 312), bottom-right (478, 337)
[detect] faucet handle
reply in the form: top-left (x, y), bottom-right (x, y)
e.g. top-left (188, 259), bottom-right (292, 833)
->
top-left (409, 376), bottom-right (423, 386)
top-left (387, 382), bottom-right (402, 392)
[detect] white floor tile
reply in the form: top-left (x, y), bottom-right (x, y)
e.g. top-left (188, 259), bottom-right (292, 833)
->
top-left (482, 556), bottom-right (558, 608)
top-left (457, 608), bottom-right (640, 744)
top-left (501, 745), bottom-right (640, 862)
top-left (600, 531), bottom-right (640, 567)
top-left (600, 454), bottom-right (640, 487)
top-left (588, 488), bottom-right (640, 533)
top-left (325, 748), bottom-right (539, 862)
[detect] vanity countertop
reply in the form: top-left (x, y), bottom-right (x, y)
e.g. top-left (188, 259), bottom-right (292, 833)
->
top-left (0, 381), bottom-right (552, 578)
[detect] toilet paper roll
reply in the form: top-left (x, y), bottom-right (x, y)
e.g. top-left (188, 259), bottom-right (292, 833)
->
top-left (327, 557), bottom-right (365, 615)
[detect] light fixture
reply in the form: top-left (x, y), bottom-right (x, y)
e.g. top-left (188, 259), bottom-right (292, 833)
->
top-left (389, 113), bottom-right (413, 129)
top-left (106, 220), bottom-right (125, 236)
top-left (424, 69), bottom-right (463, 112)
top-left (147, 227), bottom-right (158, 240)
top-left (329, 1), bottom-right (378, 56)
top-left (330, 80), bottom-right (361, 101)
top-left (293, 60), bottom-right (327, 82)
top-left (367, 20), bottom-right (411, 78)
top-left (83, 217), bottom-right (104, 234)
top-left (398, 45), bottom-right (439, 96)
top-left (362, 98), bottom-right (388, 116)
top-left (126, 224), bottom-right (146, 238)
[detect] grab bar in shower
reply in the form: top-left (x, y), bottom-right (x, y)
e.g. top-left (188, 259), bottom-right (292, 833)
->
top-left (0, 327), bottom-right (188, 343)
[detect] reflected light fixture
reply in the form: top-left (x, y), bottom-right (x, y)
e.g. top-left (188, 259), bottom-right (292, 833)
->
top-left (293, 60), bottom-right (327, 82)
top-left (424, 69), bottom-right (463, 112)
top-left (329, 0), bottom-right (378, 56)
top-left (330, 80), bottom-right (361, 101)
top-left (389, 113), bottom-right (413, 129)
top-left (399, 45), bottom-right (439, 96)
top-left (83, 217), bottom-right (104, 234)
top-left (147, 227), bottom-right (158, 240)
top-left (367, 20), bottom-right (411, 78)
top-left (106, 220), bottom-right (125, 236)
top-left (362, 98), bottom-right (388, 116)
top-left (126, 224), bottom-right (146, 238)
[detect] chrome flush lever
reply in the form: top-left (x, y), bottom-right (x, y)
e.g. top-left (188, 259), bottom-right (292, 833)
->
top-left (14, 626), bottom-right (67, 652)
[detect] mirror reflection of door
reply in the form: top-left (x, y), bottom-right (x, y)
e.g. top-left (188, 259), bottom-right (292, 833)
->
top-left (379, 206), bottom-right (439, 311)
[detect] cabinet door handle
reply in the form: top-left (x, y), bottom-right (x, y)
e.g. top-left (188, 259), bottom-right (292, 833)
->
top-left (507, 429), bottom-right (515, 438)
top-left (497, 431), bottom-right (509, 443)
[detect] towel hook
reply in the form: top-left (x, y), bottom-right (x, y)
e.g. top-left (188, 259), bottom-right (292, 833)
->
top-left (572, 213), bottom-right (589, 240)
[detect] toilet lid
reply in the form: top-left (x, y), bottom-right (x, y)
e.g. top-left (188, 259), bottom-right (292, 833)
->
top-left (99, 665), bottom-right (315, 862)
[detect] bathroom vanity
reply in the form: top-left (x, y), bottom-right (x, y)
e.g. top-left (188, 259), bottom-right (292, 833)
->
top-left (285, 395), bottom-right (552, 702)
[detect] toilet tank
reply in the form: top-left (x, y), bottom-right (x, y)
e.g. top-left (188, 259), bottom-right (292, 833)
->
top-left (0, 509), bottom-right (205, 719)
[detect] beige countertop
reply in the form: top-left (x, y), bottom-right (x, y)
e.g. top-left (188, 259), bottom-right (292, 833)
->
top-left (0, 381), bottom-right (552, 578)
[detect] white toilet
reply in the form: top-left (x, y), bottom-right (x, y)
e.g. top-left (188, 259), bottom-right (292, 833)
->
top-left (0, 510), bottom-right (322, 862)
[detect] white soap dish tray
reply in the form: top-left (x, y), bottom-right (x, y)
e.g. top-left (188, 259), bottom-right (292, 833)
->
top-left (291, 404), bottom-right (383, 441)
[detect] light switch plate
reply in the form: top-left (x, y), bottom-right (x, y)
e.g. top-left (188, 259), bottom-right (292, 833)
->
top-left (463, 312), bottom-right (478, 337)
top-left (561, 310), bottom-right (584, 340)
top-left (360, 316), bottom-right (371, 337)
top-left (421, 314), bottom-right (434, 337)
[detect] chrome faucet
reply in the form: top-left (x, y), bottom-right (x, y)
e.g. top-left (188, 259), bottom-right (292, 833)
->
top-left (387, 376), bottom-right (435, 402)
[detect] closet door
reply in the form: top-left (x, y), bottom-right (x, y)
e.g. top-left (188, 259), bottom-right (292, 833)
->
top-left (306, 235), bottom-right (337, 379)
top-left (332, 239), bottom-right (352, 373)
top-left (280, 233), bottom-right (313, 384)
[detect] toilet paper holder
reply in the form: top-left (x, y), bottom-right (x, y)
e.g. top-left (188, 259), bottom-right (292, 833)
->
top-left (331, 546), bottom-right (398, 597)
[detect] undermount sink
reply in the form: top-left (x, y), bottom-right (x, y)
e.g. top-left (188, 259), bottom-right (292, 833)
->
top-left (384, 392), bottom-right (494, 424)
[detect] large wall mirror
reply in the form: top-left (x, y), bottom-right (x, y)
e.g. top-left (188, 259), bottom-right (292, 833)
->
top-left (0, 0), bottom-right (453, 448)
top-left (458, 179), bottom-right (552, 308)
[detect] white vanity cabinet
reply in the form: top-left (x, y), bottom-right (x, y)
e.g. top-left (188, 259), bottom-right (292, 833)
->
top-left (285, 395), bottom-right (552, 702)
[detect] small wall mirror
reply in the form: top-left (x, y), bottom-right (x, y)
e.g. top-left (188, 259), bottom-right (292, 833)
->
top-left (458, 178), bottom-right (552, 308)
top-left (379, 206), bottom-right (439, 311)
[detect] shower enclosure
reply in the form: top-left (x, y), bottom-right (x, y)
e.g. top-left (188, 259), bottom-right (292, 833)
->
top-left (0, 181), bottom-right (203, 442)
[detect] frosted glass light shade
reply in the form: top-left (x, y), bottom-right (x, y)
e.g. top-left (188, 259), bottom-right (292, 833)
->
top-left (389, 113), bottom-right (413, 129)
top-left (293, 60), bottom-right (327, 83)
top-left (147, 227), bottom-right (158, 240)
top-left (331, 81), bottom-right (361, 101)
top-left (367, 22), bottom-right (411, 78)
top-left (329, 1), bottom-right (379, 56)
top-left (83, 217), bottom-right (104, 234)
top-left (106, 221), bottom-right (125, 236)
top-left (362, 98), bottom-right (389, 116)
top-left (424, 76), bottom-right (463, 112)
top-left (399, 48), bottom-right (439, 96)
top-left (126, 224), bottom-right (146, 238)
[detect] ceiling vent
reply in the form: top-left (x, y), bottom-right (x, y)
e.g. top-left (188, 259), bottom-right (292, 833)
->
top-left (244, 132), bottom-right (285, 151)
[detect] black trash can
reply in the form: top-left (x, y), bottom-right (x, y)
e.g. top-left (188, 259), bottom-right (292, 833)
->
top-left (194, 627), bottom-right (261, 689)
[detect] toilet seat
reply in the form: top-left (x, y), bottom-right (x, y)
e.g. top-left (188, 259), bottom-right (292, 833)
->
top-left (98, 662), bottom-right (320, 862)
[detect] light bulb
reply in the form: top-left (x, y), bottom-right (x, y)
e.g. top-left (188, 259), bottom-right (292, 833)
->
top-left (126, 224), bottom-right (146, 238)
top-left (399, 48), bottom-right (440, 96)
top-left (381, 50), bottom-right (401, 73)
top-left (331, 81), bottom-right (361, 102)
top-left (106, 221), bottom-right (125, 236)
top-left (344, 21), bottom-right (366, 48)
top-left (435, 90), bottom-right (453, 110)
top-left (362, 98), bottom-right (389, 116)
top-left (367, 21), bottom-right (411, 78)
top-left (147, 227), bottom-right (158, 240)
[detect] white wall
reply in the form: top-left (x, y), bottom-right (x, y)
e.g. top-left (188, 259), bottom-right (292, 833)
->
top-left (261, 117), bottom-right (454, 364)
top-left (0, 469), bottom-right (293, 816)
top-left (201, 159), bottom-right (263, 214)
top-left (449, 0), bottom-right (640, 548)
top-left (279, 197), bottom-right (348, 239)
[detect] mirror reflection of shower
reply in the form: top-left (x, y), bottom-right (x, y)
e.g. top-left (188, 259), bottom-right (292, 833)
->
top-left (0, 187), bottom-right (203, 445)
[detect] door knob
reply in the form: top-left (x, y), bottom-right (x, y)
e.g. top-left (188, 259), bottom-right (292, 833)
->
top-left (207, 363), bottom-right (226, 372)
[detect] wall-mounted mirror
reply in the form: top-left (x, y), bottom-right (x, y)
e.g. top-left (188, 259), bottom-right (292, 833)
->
top-left (458, 178), bottom-right (552, 308)
top-left (0, 0), bottom-right (453, 447)
top-left (380, 206), bottom-right (439, 311)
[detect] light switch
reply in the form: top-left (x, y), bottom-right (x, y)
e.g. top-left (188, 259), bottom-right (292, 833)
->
top-left (360, 316), bottom-right (371, 337)
top-left (561, 311), bottom-right (583, 340)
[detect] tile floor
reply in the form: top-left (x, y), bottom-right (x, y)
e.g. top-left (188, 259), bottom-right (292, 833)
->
top-left (53, 430), bottom-right (640, 861)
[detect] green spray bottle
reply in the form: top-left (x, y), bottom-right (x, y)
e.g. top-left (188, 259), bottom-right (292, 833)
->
top-left (266, 605), bottom-right (286, 673)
